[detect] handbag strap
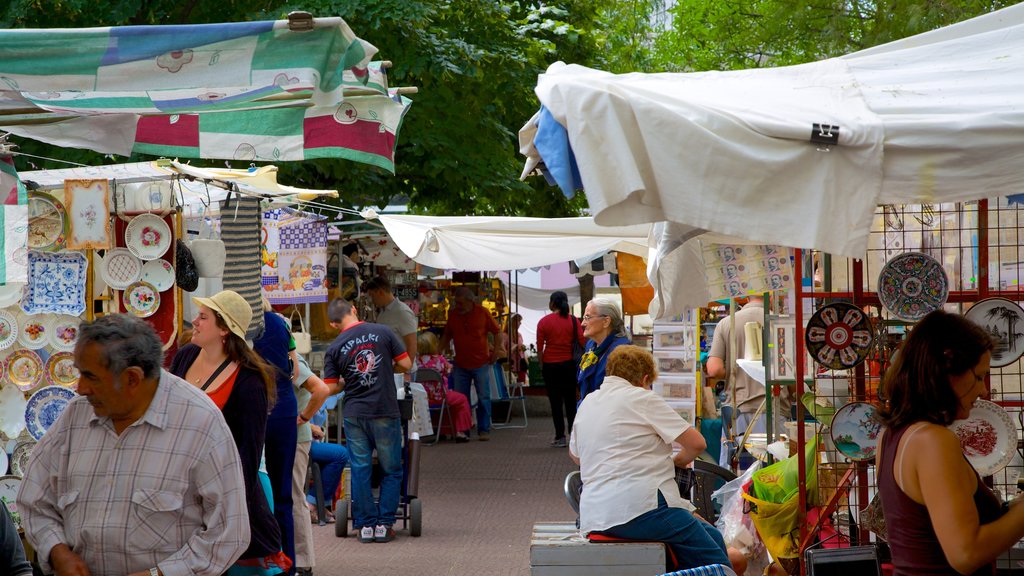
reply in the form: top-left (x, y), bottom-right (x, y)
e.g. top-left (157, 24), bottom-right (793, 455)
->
top-left (201, 358), bottom-right (233, 391)
top-left (290, 309), bottom-right (306, 333)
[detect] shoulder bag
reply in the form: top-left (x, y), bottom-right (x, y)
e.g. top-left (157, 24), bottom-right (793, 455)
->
top-left (290, 309), bottom-right (312, 355)
top-left (570, 315), bottom-right (584, 366)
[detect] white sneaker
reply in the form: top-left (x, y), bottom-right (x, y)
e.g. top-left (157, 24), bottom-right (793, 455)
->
top-left (374, 524), bottom-right (395, 542)
top-left (359, 526), bottom-right (375, 543)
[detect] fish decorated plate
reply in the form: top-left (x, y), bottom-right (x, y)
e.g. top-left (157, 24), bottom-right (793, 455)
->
top-left (17, 313), bottom-right (52, 350)
top-left (49, 315), bottom-right (81, 352)
top-left (141, 258), bottom-right (174, 292)
top-left (100, 248), bottom-right (142, 290)
top-left (25, 385), bottom-right (77, 440)
top-left (830, 401), bottom-right (882, 461)
top-left (123, 281), bottom-right (160, 318)
top-left (125, 214), bottom-right (171, 261)
top-left (877, 251), bottom-right (949, 321)
top-left (10, 440), bottom-right (35, 477)
top-left (805, 302), bottom-right (873, 370)
top-left (26, 193), bottom-right (68, 252)
top-left (948, 399), bottom-right (1017, 477)
top-left (45, 352), bottom-right (79, 389)
top-left (0, 310), bottom-right (16, 351)
top-left (964, 298), bottom-right (1024, 368)
top-left (6, 349), bottom-right (43, 392)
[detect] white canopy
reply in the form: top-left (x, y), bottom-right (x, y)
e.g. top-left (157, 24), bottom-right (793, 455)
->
top-left (374, 214), bottom-right (650, 271)
top-left (523, 4), bottom-right (1024, 261)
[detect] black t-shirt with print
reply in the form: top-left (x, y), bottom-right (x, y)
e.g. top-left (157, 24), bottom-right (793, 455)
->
top-left (323, 321), bottom-right (407, 419)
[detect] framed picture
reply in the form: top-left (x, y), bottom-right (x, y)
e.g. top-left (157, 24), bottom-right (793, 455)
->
top-left (665, 400), bottom-right (697, 424)
top-left (654, 375), bottom-right (696, 400)
top-left (769, 317), bottom-right (797, 381)
top-left (654, 350), bottom-right (695, 376)
top-left (653, 324), bottom-right (694, 350)
top-left (65, 179), bottom-right (111, 250)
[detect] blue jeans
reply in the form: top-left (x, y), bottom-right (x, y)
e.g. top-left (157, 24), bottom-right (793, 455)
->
top-left (343, 417), bottom-right (403, 528)
top-left (307, 441), bottom-right (350, 507)
top-left (452, 365), bottom-right (492, 433)
top-left (595, 491), bottom-right (729, 572)
top-left (264, 415), bottom-right (296, 572)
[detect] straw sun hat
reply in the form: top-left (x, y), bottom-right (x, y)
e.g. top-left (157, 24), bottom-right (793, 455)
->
top-left (192, 290), bottom-right (253, 341)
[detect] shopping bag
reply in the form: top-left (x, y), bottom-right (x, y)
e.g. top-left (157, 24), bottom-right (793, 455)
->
top-left (290, 310), bottom-right (312, 355)
top-left (751, 435), bottom-right (819, 504)
top-left (190, 215), bottom-right (226, 278)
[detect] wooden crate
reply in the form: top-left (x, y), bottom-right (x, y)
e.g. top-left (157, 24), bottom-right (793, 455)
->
top-left (530, 522), bottom-right (665, 576)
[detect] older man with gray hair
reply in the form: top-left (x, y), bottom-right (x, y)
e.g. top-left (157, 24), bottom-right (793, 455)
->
top-left (18, 314), bottom-right (249, 576)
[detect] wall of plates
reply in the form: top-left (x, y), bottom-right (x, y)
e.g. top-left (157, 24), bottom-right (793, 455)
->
top-left (793, 199), bottom-right (1024, 569)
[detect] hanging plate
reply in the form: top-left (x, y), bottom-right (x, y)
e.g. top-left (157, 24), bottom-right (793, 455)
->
top-left (101, 248), bottom-right (143, 290)
top-left (26, 193), bottom-right (68, 252)
top-left (22, 251), bottom-right (88, 316)
top-left (877, 251), bottom-right (949, 321)
top-left (805, 302), bottom-right (873, 370)
top-left (0, 475), bottom-right (20, 526)
top-left (45, 352), bottom-right (79, 389)
top-left (123, 281), bottom-right (160, 318)
top-left (141, 258), bottom-right (175, 292)
top-left (948, 399), bottom-right (1017, 477)
top-left (25, 385), bottom-right (77, 440)
top-left (49, 316), bottom-right (81, 352)
top-left (964, 298), bottom-right (1024, 368)
top-left (17, 313), bottom-right (52, 350)
top-left (124, 214), bottom-right (171, 261)
top-left (0, 310), bottom-right (17, 351)
top-left (0, 283), bottom-right (25, 309)
top-left (10, 440), bottom-right (35, 477)
top-left (830, 401), bottom-right (882, 461)
top-left (6, 349), bottom-right (43, 392)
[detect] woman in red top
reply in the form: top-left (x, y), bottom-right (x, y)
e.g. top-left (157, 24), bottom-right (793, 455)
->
top-left (536, 291), bottom-right (584, 447)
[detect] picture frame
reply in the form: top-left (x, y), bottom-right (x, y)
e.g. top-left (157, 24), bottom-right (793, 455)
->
top-left (654, 374), bottom-right (696, 400)
top-left (769, 317), bottom-right (797, 381)
top-left (654, 349), bottom-right (695, 376)
top-left (65, 179), bottom-right (111, 250)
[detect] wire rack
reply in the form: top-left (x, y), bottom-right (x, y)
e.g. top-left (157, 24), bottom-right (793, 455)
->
top-left (796, 199), bottom-right (1024, 569)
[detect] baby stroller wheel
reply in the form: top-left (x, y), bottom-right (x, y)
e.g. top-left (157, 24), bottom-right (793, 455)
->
top-left (335, 498), bottom-right (350, 537)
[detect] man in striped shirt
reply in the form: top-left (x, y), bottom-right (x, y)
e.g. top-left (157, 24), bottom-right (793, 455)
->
top-left (18, 314), bottom-right (250, 576)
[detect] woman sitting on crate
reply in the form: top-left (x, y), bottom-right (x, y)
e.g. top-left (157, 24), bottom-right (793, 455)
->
top-left (876, 310), bottom-right (1024, 576)
top-left (569, 346), bottom-right (746, 574)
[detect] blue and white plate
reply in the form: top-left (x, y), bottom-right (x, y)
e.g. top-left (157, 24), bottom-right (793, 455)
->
top-left (22, 251), bottom-right (88, 316)
top-left (25, 385), bottom-right (76, 440)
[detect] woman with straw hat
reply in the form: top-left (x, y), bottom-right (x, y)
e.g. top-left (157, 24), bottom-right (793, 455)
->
top-left (170, 290), bottom-right (290, 575)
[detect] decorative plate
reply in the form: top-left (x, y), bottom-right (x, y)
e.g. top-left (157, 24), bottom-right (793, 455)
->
top-left (964, 298), bottom-right (1024, 368)
top-left (0, 283), bottom-right (25, 308)
top-left (0, 310), bottom-right (16, 351)
top-left (0, 475), bottom-right (20, 526)
top-left (26, 193), bottom-right (68, 252)
top-left (22, 251), bottom-right (88, 316)
top-left (141, 258), bottom-right (175, 292)
top-left (830, 401), bottom-right (882, 461)
top-left (100, 248), bottom-right (142, 290)
top-left (805, 302), bottom-right (873, 370)
top-left (123, 281), bottom-right (160, 318)
top-left (17, 313), bottom-right (52, 350)
top-left (49, 316), bottom-right (81, 352)
top-left (877, 252), bottom-right (949, 321)
top-left (10, 440), bottom-right (35, 476)
top-left (25, 385), bottom-right (77, 440)
top-left (125, 214), bottom-right (171, 261)
top-left (949, 399), bottom-right (1017, 477)
top-left (0, 449), bottom-right (6, 476)
top-left (6, 349), bottom-right (42, 392)
top-left (45, 352), bottom-right (79, 388)
top-left (0, 385), bottom-right (27, 439)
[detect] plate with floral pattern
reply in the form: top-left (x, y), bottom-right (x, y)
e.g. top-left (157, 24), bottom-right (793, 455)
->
top-left (26, 193), bottom-right (68, 252)
top-left (141, 258), bottom-right (175, 292)
top-left (22, 251), bottom-right (88, 316)
top-left (25, 385), bottom-right (77, 440)
top-left (6, 349), bottom-right (43, 392)
top-left (17, 313), bottom-right (52, 350)
top-left (805, 302), bottom-right (873, 370)
top-left (45, 352), bottom-right (79, 389)
top-left (125, 214), bottom-right (171, 261)
top-left (878, 252), bottom-right (949, 321)
top-left (0, 475), bottom-right (20, 527)
top-left (10, 440), bottom-right (35, 477)
top-left (949, 399), bottom-right (1017, 477)
top-left (0, 310), bottom-right (16, 351)
top-left (123, 281), bottom-right (160, 318)
top-left (49, 315), bottom-right (81, 352)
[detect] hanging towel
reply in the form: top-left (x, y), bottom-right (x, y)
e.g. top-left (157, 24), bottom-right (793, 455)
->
top-left (220, 195), bottom-right (264, 340)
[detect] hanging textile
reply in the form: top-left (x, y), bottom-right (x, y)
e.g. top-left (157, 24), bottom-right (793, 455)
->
top-left (261, 208), bottom-right (328, 305)
top-left (221, 195), bottom-right (264, 340)
top-left (0, 156), bottom-right (27, 284)
top-left (615, 252), bottom-right (654, 315)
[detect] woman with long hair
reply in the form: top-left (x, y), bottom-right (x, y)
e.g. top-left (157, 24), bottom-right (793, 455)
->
top-left (876, 310), bottom-right (1024, 575)
top-left (170, 291), bottom-right (290, 576)
top-left (536, 291), bottom-right (585, 447)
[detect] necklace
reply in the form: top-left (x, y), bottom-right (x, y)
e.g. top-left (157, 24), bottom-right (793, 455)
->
top-left (192, 352), bottom-right (228, 386)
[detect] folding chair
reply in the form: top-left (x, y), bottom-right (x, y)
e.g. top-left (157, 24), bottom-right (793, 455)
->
top-left (416, 368), bottom-right (453, 445)
top-left (494, 366), bottom-right (528, 429)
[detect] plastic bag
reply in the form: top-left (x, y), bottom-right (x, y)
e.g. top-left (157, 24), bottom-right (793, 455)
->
top-left (751, 435), bottom-right (818, 504)
top-left (713, 462), bottom-right (770, 575)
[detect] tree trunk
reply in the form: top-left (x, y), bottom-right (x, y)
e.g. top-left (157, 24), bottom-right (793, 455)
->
top-left (578, 273), bottom-right (595, 313)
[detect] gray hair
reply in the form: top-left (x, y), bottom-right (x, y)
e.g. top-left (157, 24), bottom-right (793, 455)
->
top-left (327, 298), bottom-right (354, 322)
top-left (589, 297), bottom-right (629, 339)
top-left (77, 314), bottom-right (164, 380)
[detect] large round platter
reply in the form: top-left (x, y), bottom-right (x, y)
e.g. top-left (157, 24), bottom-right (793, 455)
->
top-left (0, 283), bottom-right (25, 308)
top-left (6, 349), bottom-right (42, 392)
top-left (10, 440), bottom-right (35, 476)
top-left (805, 302), bottom-right (873, 370)
top-left (948, 399), bottom-right (1017, 477)
top-left (26, 193), bottom-right (68, 252)
top-left (45, 352), bottom-right (79, 389)
top-left (124, 214), bottom-right (171, 261)
top-left (17, 313), bottom-right (52, 350)
top-left (0, 310), bottom-right (16, 351)
top-left (25, 385), bottom-right (76, 440)
top-left (877, 252), bottom-right (949, 321)
top-left (141, 258), bottom-right (175, 292)
top-left (49, 315), bottom-right (81, 352)
top-left (123, 281), bottom-right (160, 318)
top-left (0, 475), bottom-right (20, 525)
top-left (964, 298), bottom-right (1024, 368)
top-left (100, 248), bottom-right (143, 290)
top-left (830, 401), bottom-right (882, 461)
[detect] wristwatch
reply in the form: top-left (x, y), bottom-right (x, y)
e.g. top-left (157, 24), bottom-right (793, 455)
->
top-left (150, 567), bottom-right (160, 576)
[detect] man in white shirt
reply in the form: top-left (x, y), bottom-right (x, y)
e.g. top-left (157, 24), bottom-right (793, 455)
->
top-left (18, 314), bottom-right (249, 576)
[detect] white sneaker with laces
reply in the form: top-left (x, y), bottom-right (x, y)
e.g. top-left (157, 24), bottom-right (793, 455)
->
top-left (359, 526), bottom-right (375, 543)
top-left (374, 524), bottom-right (395, 542)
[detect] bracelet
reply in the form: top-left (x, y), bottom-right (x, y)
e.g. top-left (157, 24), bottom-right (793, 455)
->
top-left (299, 414), bottom-right (310, 423)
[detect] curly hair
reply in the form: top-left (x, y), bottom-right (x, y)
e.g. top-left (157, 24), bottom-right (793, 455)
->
top-left (605, 345), bottom-right (656, 387)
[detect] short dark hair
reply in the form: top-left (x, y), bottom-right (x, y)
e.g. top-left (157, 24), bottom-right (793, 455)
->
top-left (342, 243), bottom-right (360, 257)
top-left (327, 298), bottom-right (355, 323)
top-left (363, 276), bottom-right (391, 292)
top-left (877, 310), bottom-right (995, 428)
top-left (77, 314), bottom-right (164, 379)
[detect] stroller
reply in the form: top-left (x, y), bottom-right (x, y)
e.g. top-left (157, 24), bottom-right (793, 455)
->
top-left (334, 393), bottom-right (423, 537)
